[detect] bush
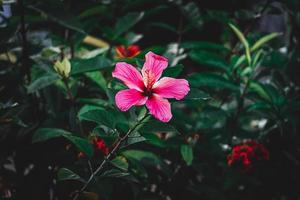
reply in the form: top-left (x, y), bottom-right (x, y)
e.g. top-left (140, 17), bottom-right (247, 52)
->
top-left (0, 0), bottom-right (300, 200)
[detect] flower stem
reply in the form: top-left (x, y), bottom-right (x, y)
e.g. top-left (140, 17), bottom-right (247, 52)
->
top-left (62, 77), bottom-right (74, 104)
top-left (72, 113), bottom-right (149, 200)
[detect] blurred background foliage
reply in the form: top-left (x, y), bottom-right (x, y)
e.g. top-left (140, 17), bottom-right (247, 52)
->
top-left (0, 0), bottom-right (300, 199)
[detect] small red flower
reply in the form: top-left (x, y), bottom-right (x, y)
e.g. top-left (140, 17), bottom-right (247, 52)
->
top-left (115, 45), bottom-right (140, 59)
top-left (227, 140), bottom-right (269, 171)
top-left (93, 137), bottom-right (109, 156)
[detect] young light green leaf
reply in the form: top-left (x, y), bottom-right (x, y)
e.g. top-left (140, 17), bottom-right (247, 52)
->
top-left (229, 23), bottom-right (251, 65)
top-left (251, 32), bottom-right (280, 52)
top-left (232, 54), bottom-right (246, 69)
top-left (252, 49), bottom-right (264, 67)
top-left (249, 82), bottom-right (272, 102)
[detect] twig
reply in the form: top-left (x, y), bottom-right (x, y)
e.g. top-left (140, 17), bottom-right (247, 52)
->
top-left (72, 114), bottom-right (149, 200)
top-left (19, 0), bottom-right (30, 82)
top-left (62, 77), bottom-right (75, 104)
top-left (176, 15), bottom-right (183, 56)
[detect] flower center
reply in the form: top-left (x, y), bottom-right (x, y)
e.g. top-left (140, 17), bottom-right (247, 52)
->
top-left (143, 87), bottom-right (152, 97)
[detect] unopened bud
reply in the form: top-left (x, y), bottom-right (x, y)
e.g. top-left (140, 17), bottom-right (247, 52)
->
top-left (54, 58), bottom-right (71, 78)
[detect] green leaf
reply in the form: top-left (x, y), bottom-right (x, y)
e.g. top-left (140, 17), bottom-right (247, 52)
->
top-left (121, 150), bottom-right (163, 167)
top-left (196, 106), bottom-right (228, 129)
top-left (114, 12), bottom-right (144, 38)
top-left (189, 50), bottom-right (229, 71)
top-left (182, 2), bottom-right (203, 29)
top-left (249, 82), bottom-right (272, 102)
top-left (78, 105), bottom-right (115, 128)
top-left (63, 135), bottom-right (94, 158)
top-left (251, 32), bottom-right (280, 52)
top-left (100, 169), bottom-right (130, 178)
top-left (32, 128), bottom-right (72, 143)
top-left (79, 5), bottom-right (107, 18)
top-left (139, 120), bottom-right (178, 134)
top-left (180, 144), bottom-right (193, 166)
top-left (111, 156), bottom-right (129, 171)
top-left (85, 71), bottom-right (107, 92)
top-left (188, 73), bottom-right (239, 92)
top-left (125, 131), bottom-right (147, 146)
top-left (33, 128), bottom-right (93, 158)
top-left (57, 168), bottom-right (84, 182)
top-left (162, 64), bottom-right (184, 77)
top-left (148, 22), bottom-right (177, 33)
top-left (27, 74), bottom-right (59, 93)
top-left (229, 23), bottom-right (251, 65)
top-left (184, 88), bottom-right (211, 102)
top-left (28, 5), bottom-right (86, 35)
top-left (232, 54), bottom-right (246, 69)
top-left (71, 56), bottom-right (112, 75)
top-left (181, 41), bottom-right (229, 52)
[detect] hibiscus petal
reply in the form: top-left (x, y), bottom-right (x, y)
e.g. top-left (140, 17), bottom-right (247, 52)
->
top-left (146, 94), bottom-right (172, 122)
top-left (115, 89), bottom-right (147, 111)
top-left (112, 62), bottom-right (144, 91)
top-left (142, 52), bottom-right (168, 88)
top-left (152, 77), bottom-right (190, 100)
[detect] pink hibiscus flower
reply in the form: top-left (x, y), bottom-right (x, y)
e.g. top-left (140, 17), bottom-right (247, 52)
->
top-left (112, 51), bottom-right (190, 122)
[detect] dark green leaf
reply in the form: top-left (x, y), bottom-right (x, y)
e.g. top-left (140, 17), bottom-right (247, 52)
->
top-left (125, 131), bottom-right (147, 146)
top-left (188, 73), bottom-right (239, 92)
top-left (63, 135), bottom-right (94, 158)
top-left (32, 128), bottom-right (71, 143)
top-left (180, 144), bottom-right (193, 166)
top-left (78, 105), bottom-right (115, 128)
top-left (100, 169), bottom-right (130, 178)
top-left (27, 74), bottom-right (59, 93)
top-left (162, 64), bottom-right (184, 77)
top-left (139, 120), bottom-right (179, 134)
top-left (28, 5), bottom-right (86, 35)
top-left (71, 56), bottom-right (112, 75)
top-left (189, 50), bottom-right (229, 71)
top-left (111, 156), bottom-right (129, 171)
top-left (148, 22), bottom-right (177, 33)
top-left (114, 12), bottom-right (144, 38)
top-left (182, 2), bottom-right (202, 29)
top-left (57, 168), bottom-right (84, 182)
top-left (182, 41), bottom-right (229, 52)
top-left (122, 150), bottom-right (162, 167)
top-left (184, 88), bottom-right (211, 101)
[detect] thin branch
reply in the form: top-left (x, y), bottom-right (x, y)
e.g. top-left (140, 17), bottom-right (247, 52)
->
top-left (72, 114), bottom-right (149, 200)
top-left (19, 0), bottom-right (30, 82)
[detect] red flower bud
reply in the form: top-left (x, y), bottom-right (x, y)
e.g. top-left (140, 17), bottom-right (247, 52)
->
top-left (115, 45), bottom-right (141, 59)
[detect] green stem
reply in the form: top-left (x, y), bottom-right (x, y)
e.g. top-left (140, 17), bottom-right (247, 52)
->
top-left (62, 77), bottom-right (74, 103)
